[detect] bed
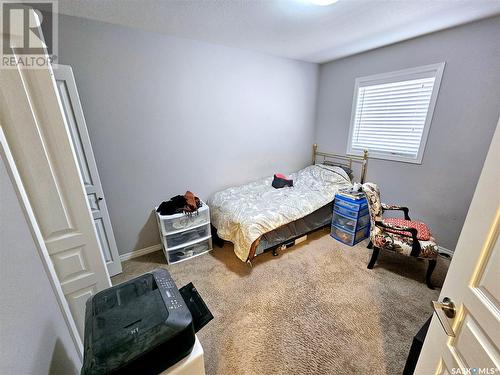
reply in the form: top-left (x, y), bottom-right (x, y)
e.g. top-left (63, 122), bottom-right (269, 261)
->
top-left (208, 145), bottom-right (368, 263)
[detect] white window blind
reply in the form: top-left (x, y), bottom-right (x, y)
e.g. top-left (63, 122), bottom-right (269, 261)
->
top-left (347, 63), bottom-right (445, 164)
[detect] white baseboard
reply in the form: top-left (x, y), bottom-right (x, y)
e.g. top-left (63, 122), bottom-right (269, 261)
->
top-left (120, 243), bottom-right (454, 261)
top-left (438, 246), bottom-right (454, 257)
top-left (120, 244), bottom-right (162, 261)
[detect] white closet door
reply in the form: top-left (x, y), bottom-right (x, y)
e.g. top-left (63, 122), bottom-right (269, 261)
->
top-left (0, 59), bottom-right (111, 341)
top-left (54, 64), bottom-right (122, 276)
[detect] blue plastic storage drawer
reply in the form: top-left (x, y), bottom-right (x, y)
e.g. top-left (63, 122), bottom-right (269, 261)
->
top-left (334, 203), bottom-right (370, 219)
top-left (335, 195), bottom-right (368, 212)
top-left (332, 211), bottom-right (358, 232)
top-left (358, 214), bottom-right (371, 230)
top-left (330, 224), bottom-right (369, 246)
top-left (333, 202), bottom-right (357, 218)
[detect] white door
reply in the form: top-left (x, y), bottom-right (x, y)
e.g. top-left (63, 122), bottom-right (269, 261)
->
top-left (54, 64), bottom-right (122, 276)
top-left (0, 18), bottom-right (111, 343)
top-left (415, 119), bottom-right (500, 374)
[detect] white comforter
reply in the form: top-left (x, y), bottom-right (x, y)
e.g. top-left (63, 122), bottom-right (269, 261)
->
top-left (208, 164), bottom-right (352, 261)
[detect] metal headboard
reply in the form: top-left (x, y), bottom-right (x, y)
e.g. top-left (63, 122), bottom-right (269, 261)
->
top-left (312, 144), bottom-right (369, 183)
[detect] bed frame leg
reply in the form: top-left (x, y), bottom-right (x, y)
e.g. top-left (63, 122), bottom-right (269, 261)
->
top-left (211, 225), bottom-right (225, 248)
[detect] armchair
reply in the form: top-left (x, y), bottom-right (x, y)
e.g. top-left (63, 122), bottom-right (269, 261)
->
top-left (362, 183), bottom-right (439, 289)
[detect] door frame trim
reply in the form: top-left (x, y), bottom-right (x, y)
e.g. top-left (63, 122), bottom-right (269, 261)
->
top-left (0, 127), bottom-right (84, 360)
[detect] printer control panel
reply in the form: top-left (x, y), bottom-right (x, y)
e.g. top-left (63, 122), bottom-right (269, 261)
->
top-left (154, 269), bottom-right (184, 311)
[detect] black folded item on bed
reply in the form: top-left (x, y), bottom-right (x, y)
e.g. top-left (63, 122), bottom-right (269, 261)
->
top-left (272, 174), bottom-right (293, 189)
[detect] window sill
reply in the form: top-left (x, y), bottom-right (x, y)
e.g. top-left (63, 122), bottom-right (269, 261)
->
top-left (348, 150), bottom-right (423, 165)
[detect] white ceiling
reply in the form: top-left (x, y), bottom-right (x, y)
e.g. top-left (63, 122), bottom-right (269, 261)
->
top-left (57, 0), bottom-right (500, 63)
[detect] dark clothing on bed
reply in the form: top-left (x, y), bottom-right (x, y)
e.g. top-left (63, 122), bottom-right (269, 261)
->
top-left (272, 174), bottom-right (293, 189)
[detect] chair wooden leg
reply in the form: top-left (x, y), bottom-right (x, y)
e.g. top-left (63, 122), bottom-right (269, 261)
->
top-left (426, 259), bottom-right (437, 289)
top-left (367, 247), bottom-right (379, 269)
top-left (367, 240), bottom-right (373, 249)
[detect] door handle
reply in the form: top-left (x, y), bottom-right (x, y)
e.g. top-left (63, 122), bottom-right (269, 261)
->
top-left (431, 297), bottom-right (456, 337)
top-left (98, 197), bottom-right (103, 201)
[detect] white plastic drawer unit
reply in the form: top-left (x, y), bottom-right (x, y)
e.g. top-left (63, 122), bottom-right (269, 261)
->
top-left (157, 203), bottom-right (210, 235)
top-left (165, 224), bottom-right (211, 249)
top-left (166, 238), bottom-right (212, 265)
top-left (155, 200), bottom-right (212, 264)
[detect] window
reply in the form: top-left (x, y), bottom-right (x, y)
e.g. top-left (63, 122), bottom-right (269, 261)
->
top-left (347, 63), bottom-right (445, 164)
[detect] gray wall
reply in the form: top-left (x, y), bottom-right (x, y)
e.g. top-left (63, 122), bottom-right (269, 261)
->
top-left (315, 16), bottom-right (500, 250)
top-left (57, 15), bottom-right (318, 254)
top-left (0, 156), bottom-right (81, 374)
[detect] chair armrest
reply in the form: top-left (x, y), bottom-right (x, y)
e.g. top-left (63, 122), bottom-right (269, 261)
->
top-left (381, 203), bottom-right (411, 220)
top-left (375, 220), bottom-right (421, 257)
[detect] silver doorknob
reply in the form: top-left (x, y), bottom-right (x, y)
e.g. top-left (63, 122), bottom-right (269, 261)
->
top-left (431, 297), bottom-right (456, 337)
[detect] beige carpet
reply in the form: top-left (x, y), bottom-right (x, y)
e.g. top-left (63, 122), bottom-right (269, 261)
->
top-left (112, 230), bottom-right (449, 375)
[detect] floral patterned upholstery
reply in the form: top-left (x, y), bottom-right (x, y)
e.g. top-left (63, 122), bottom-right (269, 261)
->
top-left (383, 218), bottom-right (431, 241)
top-left (362, 183), bottom-right (438, 259)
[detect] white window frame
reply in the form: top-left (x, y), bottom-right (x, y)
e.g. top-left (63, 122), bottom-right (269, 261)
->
top-left (346, 62), bottom-right (445, 164)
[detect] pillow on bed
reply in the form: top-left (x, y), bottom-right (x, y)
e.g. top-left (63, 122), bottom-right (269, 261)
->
top-left (316, 164), bottom-right (351, 182)
top-left (339, 166), bottom-right (353, 179)
top-left (321, 163), bottom-right (353, 179)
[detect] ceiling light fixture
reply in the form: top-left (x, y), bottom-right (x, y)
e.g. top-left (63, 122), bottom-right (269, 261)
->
top-left (310, 0), bottom-right (339, 5)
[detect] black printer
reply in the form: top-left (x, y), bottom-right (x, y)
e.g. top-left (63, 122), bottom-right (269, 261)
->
top-left (81, 268), bottom-right (212, 375)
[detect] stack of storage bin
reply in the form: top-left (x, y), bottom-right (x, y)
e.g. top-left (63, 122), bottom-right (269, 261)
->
top-left (330, 194), bottom-right (370, 246)
top-left (155, 201), bottom-right (212, 264)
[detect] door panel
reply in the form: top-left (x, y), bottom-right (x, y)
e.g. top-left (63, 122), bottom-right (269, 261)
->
top-left (476, 233), bottom-right (500, 311)
top-left (438, 361), bottom-right (451, 375)
top-left (94, 218), bottom-right (113, 262)
top-left (416, 120), bottom-right (500, 374)
top-left (52, 246), bottom-right (90, 281)
top-left (66, 286), bottom-right (98, 338)
top-left (87, 193), bottom-right (100, 214)
top-left (453, 314), bottom-right (498, 369)
top-left (0, 43), bottom-right (111, 341)
top-left (57, 79), bottom-right (94, 187)
top-left (54, 64), bottom-right (122, 276)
